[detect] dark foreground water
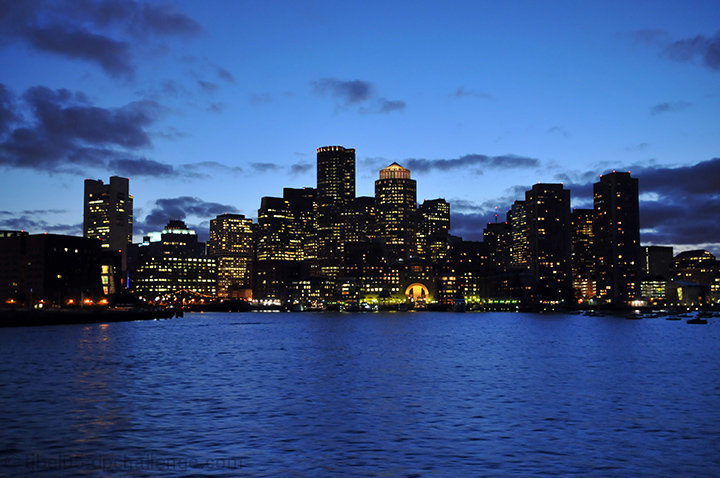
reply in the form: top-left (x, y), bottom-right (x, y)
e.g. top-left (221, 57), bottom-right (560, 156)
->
top-left (1, 312), bottom-right (719, 477)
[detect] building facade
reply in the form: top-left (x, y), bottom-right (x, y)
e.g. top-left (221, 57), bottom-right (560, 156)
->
top-left (209, 213), bottom-right (254, 299)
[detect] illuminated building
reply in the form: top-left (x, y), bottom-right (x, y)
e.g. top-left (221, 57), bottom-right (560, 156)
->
top-left (342, 196), bottom-right (376, 244)
top-left (0, 234), bottom-right (117, 306)
top-left (640, 246), bottom-right (674, 304)
top-left (509, 200), bottom-right (530, 271)
top-left (317, 146), bottom-right (355, 206)
top-left (483, 221), bottom-right (511, 274)
top-left (254, 188), bottom-right (316, 302)
top-left (671, 250), bottom-right (719, 303)
top-left (593, 172), bottom-right (641, 305)
top-left (316, 146), bottom-right (355, 279)
top-left (209, 214), bottom-right (254, 299)
top-left (83, 176), bottom-right (133, 272)
top-left (571, 208), bottom-right (596, 301)
top-left (375, 163), bottom-right (418, 259)
top-left (642, 246), bottom-right (674, 279)
top-left (417, 198), bottom-right (450, 263)
top-left (525, 183), bottom-right (572, 305)
top-left (131, 220), bottom-right (216, 299)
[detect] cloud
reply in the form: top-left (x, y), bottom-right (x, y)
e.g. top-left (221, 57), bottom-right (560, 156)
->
top-left (198, 80), bottom-right (219, 93)
top-left (0, 83), bottom-right (185, 176)
top-left (312, 78), bottom-right (373, 105)
top-left (452, 87), bottom-right (492, 100)
top-left (377, 98), bottom-right (406, 113)
top-left (547, 126), bottom-right (570, 137)
top-left (0, 84), bottom-right (19, 134)
top-left (140, 196), bottom-right (239, 232)
top-left (631, 28), bottom-right (720, 72)
top-left (625, 143), bottom-right (649, 152)
top-left (216, 66), bottom-right (235, 83)
top-left (109, 158), bottom-right (177, 177)
top-left (251, 162), bottom-right (280, 172)
top-left (290, 162), bottom-right (313, 174)
top-left (650, 101), bottom-right (690, 115)
top-left (402, 153), bottom-right (539, 173)
top-left (0, 214), bottom-right (81, 235)
top-left (0, 0), bottom-right (202, 77)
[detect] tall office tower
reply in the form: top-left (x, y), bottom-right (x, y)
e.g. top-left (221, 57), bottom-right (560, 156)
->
top-left (571, 208), bottom-right (596, 302)
top-left (417, 199), bottom-right (450, 263)
top-left (509, 200), bottom-right (530, 271)
top-left (342, 196), bottom-right (376, 244)
top-left (208, 214), bottom-right (254, 299)
top-left (83, 176), bottom-right (133, 271)
top-left (593, 172), bottom-right (641, 305)
top-left (254, 188), bottom-right (316, 301)
top-left (316, 146), bottom-right (355, 279)
top-left (375, 163), bottom-right (418, 259)
top-left (525, 183), bottom-right (572, 305)
top-left (483, 220), bottom-right (512, 273)
top-left (316, 146), bottom-right (356, 206)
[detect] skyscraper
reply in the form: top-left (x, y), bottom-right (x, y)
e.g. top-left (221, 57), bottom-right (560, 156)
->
top-left (593, 172), bottom-right (641, 305)
top-left (209, 213), bottom-right (254, 299)
top-left (417, 198), bottom-right (450, 263)
top-left (315, 146), bottom-right (356, 279)
top-left (571, 208), bottom-right (595, 302)
top-left (316, 146), bottom-right (355, 206)
top-left (375, 163), bottom-right (417, 258)
top-left (525, 183), bottom-right (572, 305)
top-left (84, 176), bottom-right (133, 272)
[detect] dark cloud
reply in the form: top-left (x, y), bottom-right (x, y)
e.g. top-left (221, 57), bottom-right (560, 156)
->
top-left (547, 126), bottom-right (570, 137)
top-left (251, 162), bottom-right (280, 172)
top-left (377, 98), bottom-right (406, 113)
top-left (198, 80), bottom-right (219, 93)
top-left (452, 87), bottom-right (492, 100)
top-left (0, 84), bottom-right (18, 134)
top-left (109, 158), bottom-right (176, 177)
top-left (290, 162), bottom-right (313, 174)
top-left (403, 153), bottom-right (539, 173)
top-left (0, 83), bottom-right (185, 176)
top-left (141, 196), bottom-right (239, 232)
top-left (0, 215), bottom-right (81, 235)
top-left (450, 212), bottom-right (495, 241)
top-left (650, 101), bottom-right (690, 115)
top-left (631, 28), bottom-right (720, 72)
top-left (216, 66), bottom-right (235, 83)
top-left (0, 0), bottom-right (202, 77)
top-left (312, 78), bottom-right (373, 105)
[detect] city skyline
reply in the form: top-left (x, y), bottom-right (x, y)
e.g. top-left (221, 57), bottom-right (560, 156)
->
top-left (0, 1), bottom-right (718, 255)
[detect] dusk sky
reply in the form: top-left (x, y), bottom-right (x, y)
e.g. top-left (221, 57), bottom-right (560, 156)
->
top-left (1, 0), bottom-right (718, 254)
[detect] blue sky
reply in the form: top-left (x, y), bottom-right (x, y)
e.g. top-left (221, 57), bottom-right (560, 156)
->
top-left (0, 0), bottom-right (718, 254)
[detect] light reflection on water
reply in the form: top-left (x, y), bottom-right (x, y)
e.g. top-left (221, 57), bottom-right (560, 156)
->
top-left (1, 311), bottom-right (719, 476)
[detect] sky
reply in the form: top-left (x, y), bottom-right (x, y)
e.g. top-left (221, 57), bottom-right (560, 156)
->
top-left (0, 0), bottom-right (719, 255)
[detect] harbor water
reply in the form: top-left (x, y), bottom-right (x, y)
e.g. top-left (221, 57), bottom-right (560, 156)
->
top-left (1, 311), bottom-right (718, 476)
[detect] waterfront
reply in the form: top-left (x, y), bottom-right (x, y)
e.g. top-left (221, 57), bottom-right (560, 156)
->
top-left (1, 311), bottom-right (718, 476)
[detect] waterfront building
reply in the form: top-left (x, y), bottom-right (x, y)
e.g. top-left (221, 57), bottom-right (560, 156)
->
top-left (417, 198), bottom-right (450, 263)
top-left (671, 250), bottom-right (719, 303)
top-left (571, 208), bottom-right (596, 302)
top-left (209, 214), bottom-right (254, 299)
top-left (0, 233), bottom-right (118, 306)
top-left (525, 183), bottom-right (572, 305)
top-left (83, 176), bottom-right (133, 272)
top-left (642, 246), bottom-right (674, 279)
top-left (130, 220), bottom-right (216, 299)
top-left (483, 220), bottom-right (512, 274)
top-left (375, 163), bottom-right (417, 259)
top-left (593, 172), bottom-right (641, 305)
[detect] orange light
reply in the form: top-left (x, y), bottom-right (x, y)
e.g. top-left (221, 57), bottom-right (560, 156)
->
top-left (67, 299), bottom-right (74, 305)
top-left (83, 298), bottom-right (93, 305)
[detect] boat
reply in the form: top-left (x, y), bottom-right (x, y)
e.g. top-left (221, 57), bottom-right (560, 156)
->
top-left (687, 318), bottom-right (708, 324)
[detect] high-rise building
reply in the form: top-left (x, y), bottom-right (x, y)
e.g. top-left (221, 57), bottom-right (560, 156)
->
top-left (83, 176), bottom-right (133, 271)
top-left (316, 146), bottom-right (355, 206)
top-left (525, 183), bottom-right (572, 305)
top-left (509, 200), bottom-right (530, 271)
top-left (209, 214), bottom-right (254, 299)
top-left (571, 208), bottom-right (595, 302)
top-left (642, 246), bottom-right (674, 279)
top-left (593, 172), bottom-right (641, 305)
top-left (316, 146), bottom-right (355, 279)
top-left (375, 163), bottom-right (418, 258)
top-left (418, 198), bottom-right (450, 263)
